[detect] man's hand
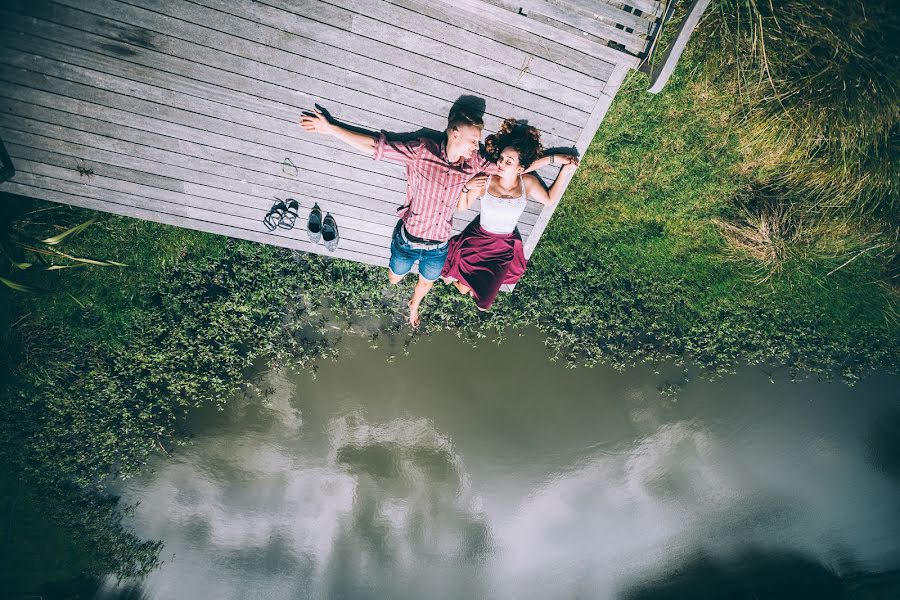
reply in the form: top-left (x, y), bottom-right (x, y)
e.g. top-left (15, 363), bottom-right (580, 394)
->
top-left (299, 108), bottom-right (334, 135)
top-left (464, 174), bottom-right (488, 197)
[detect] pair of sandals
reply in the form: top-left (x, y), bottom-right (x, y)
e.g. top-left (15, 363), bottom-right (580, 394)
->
top-left (263, 199), bottom-right (299, 231)
top-left (264, 200), bottom-right (338, 251)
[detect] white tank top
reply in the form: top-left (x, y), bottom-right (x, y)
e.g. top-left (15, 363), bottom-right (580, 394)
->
top-left (478, 175), bottom-right (527, 235)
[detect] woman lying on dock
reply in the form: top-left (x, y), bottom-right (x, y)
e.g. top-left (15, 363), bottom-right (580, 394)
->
top-left (442, 118), bottom-right (578, 310)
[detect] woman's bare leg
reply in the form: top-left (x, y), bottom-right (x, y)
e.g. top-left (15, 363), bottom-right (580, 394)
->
top-left (453, 281), bottom-right (471, 296)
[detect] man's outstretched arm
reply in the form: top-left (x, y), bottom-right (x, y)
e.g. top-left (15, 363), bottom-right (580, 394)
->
top-left (299, 107), bottom-right (376, 156)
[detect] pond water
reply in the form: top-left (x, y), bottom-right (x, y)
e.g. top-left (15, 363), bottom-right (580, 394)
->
top-left (98, 329), bottom-right (900, 599)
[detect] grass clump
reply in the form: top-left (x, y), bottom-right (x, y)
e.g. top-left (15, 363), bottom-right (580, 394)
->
top-left (697, 0), bottom-right (900, 218)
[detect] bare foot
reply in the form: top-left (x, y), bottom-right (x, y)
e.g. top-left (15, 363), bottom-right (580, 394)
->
top-left (407, 300), bottom-right (421, 328)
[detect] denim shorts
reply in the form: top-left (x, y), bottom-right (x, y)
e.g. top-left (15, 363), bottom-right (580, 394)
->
top-left (389, 222), bottom-right (449, 282)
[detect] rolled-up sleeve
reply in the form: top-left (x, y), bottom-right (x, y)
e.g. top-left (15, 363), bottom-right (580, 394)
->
top-left (373, 132), bottom-right (424, 164)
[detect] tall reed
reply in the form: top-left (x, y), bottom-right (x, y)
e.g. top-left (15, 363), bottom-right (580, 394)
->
top-left (698, 0), bottom-right (899, 218)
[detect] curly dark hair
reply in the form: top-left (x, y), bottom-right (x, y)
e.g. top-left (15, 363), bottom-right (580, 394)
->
top-left (484, 118), bottom-right (544, 169)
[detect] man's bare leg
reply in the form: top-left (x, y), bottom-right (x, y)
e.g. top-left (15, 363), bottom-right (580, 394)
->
top-left (388, 269), bottom-right (405, 285)
top-left (407, 275), bottom-right (434, 328)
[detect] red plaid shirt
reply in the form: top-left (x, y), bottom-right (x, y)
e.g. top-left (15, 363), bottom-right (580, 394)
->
top-left (374, 132), bottom-right (497, 241)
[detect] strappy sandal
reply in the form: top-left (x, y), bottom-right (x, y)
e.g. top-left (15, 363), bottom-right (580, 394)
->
top-left (263, 200), bottom-right (288, 231)
top-left (278, 199), bottom-right (300, 230)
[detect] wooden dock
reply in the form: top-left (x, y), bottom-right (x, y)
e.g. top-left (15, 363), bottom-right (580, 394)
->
top-left (0, 0), bottom-right (667, 268)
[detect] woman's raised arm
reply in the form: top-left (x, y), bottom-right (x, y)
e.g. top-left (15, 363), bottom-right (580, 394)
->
top-left (524, 163), bottom-right (578, 206)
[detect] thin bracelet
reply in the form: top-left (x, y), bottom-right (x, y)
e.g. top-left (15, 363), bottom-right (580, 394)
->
top-left (462, 186), bottom-right (469, 193)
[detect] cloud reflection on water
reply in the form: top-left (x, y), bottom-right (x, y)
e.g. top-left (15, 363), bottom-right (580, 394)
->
top-left (101, 358), bottom-right (900, 600)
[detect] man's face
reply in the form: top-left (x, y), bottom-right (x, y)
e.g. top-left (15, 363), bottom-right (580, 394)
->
top-left (448, 124), bottom-right (482, 160)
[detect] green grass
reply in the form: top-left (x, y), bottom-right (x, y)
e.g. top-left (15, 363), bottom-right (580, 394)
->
top-left (508, 44), bottom-right (898, 377)
top-left (5, 202), bottom-right (228, 352)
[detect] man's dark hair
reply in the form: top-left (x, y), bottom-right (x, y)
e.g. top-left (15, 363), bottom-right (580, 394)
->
top-left (447, 104), bottom-right (484, 131)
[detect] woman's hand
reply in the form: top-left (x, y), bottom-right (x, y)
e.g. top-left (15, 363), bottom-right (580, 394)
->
top-left (555, 155), bottom-right (580, 168)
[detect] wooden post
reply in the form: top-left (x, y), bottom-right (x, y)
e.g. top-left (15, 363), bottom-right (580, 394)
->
top-left (647, 0), bottom-right (711, 94)
top-left (0, 135), bottom-right (14, 183)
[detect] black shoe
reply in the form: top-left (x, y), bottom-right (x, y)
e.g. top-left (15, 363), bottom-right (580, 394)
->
top-left (307, 203), bottom-right (323, 243)
top-left (278, 199), bottom-right (299, 230)
top-left (263, 200), bottom-right (287, 231)
top-left (322, 213), bottom-right (339, 252)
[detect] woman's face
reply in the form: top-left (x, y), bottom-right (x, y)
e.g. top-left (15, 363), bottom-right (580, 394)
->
top-left (496, 148), bottom-right (524, 176)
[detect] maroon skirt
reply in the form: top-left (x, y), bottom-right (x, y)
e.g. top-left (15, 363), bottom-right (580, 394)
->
top-left (441, 216), bottom-right (528, 310)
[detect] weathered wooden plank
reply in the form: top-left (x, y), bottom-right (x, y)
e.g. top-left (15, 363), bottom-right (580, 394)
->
top-left (0, 4), bottom-right (443, 162)
top-left (648, 0), bottom-right (711, 94)
top-left (477, 0), bottom-right (652, 52)
top-left (0, 98), bottom-right (410, 218)
top-left (36, 0), bottom-right (456, 136)
top-left (430, 0), bottom-right (642, 68)
top-left (0, 7), bottom-right (425, 181)
top-left (3, 137), bottom-right (398, 238)
top-left (6, 150), bottom-right (398, 250)
top-left (3, 161), bottom-right (395, 261)
top-left (3, 86), bottom-right (414, 225)
top-left (0, 37), bottom-right (411, 192)
top-left (0, 29), bottom-right (414, 185)
top-left (0, 71), bottom-right (416, 208)
top-left (1, 173), bottom-right (390, 268)
top-left (523, 64), bottom-right (631, 259)
top-left (263, 0), bottom-right (612, 95)
top-left (49, 0), bottom-right (583, 143)
top-left (176, 0), bottom-right (599, 116)
top-left (0, 124), bottom-right (395, 228)
top-left (551, 0), bottom-right (658, 31)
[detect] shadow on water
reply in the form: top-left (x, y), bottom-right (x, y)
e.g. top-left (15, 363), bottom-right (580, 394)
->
top-left (619, 547), bottom-right (844, 600)
top-left (865, 408), bottom-right (900, 481)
